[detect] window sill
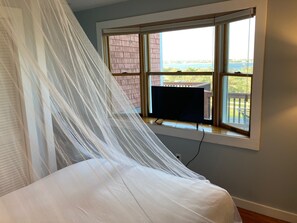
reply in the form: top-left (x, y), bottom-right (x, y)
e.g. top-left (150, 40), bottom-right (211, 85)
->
top-left (143, 117), bottom-right (259, 150)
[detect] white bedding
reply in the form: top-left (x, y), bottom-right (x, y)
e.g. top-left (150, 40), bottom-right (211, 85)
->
top-left (0, 159), bottom-right (236, 223)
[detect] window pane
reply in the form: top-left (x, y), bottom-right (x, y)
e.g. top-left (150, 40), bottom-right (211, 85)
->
top-left (108, 34), bottom-right (140, 73)
top-left (149, 33), bottom-right (161, 72)
top-left (227, 17), bottom-right (255, 74)
top-left (222, 76), bottom-right (251, 131)
top-left (149, 27), bottom-right (215, 72)
top-left (114, 76), bottom-right (141, 113)
top-left (149, 75), bottom-right (212, 120)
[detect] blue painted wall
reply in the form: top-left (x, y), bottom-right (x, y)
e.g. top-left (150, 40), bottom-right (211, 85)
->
top-left (75, 0), bottom-right (297, 216)
top-left (75, 0), bottom-right (225, 48)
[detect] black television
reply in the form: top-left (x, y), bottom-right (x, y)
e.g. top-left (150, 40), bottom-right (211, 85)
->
top-left (151, 86), bottom-right (204, 124)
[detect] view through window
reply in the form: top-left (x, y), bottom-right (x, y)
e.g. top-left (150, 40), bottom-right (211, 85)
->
top-left (105, 15), bottom-right (256, 135)
top-left (148, 27), bottom-right (214, 121)
top-left (222, 17), bottom-right (255, 132)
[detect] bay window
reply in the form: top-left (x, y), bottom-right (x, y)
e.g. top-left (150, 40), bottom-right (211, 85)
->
top-left (97, 0), bottom-right (267, 149)
top-left (103, 13), bottom-right (255, 135)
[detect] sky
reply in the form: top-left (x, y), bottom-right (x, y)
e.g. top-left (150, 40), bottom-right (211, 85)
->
top-left (161, 18), bottom-right (255, 62)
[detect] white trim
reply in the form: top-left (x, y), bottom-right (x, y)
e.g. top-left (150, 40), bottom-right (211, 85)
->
top-left (32, 1), bottom-right (57, 174)
top-left (147, 124), bottom-right (258, 150)
top-left (233, 196), bottom-right (297, 223)
top-left (97, 0), bottom-right (259, 29)
top-left (249, 0), bottom-right (267, 151)
top-left (96, 0), bottom-right (267, 150)
top-left (0, 7), bottom-right (40, 182)
top-left (215, 8), bottom-right (255, 24)
top-left (0, 6), bottom-right (56, 181)
top-left (102, 8), bottom-right (255, 35)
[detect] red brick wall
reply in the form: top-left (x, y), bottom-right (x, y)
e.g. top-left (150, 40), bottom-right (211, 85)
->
top-left (150, 33), bottom-right (161, 86)
top-left (109, 34), bottom-right (140, 73)
top-left (149, 34), bottom-right (161, 72)
top-left (114, 76), bottom-right (140, 109)
top-left (109, 34), bottom-right (161, 110)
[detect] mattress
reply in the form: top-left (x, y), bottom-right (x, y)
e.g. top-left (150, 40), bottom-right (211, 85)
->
top-left (0, 159), bottom-right (237, 223)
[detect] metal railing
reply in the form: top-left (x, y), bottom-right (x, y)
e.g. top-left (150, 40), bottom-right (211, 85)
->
top-left (226, 93), bottom-right (250, 125)
top-left (162, 82), bottom-right (250, 125)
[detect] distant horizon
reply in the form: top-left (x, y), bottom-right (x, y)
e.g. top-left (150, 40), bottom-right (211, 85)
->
top-left (163, 59), bottom-right (254, 63)
top-left (162, 18), bottom-right (255, 62)
top-left (162, 60), bottom-right (254, 73)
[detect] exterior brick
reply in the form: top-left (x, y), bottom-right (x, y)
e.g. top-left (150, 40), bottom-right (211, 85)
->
top-left (109, 33), bottom-right (161, 110)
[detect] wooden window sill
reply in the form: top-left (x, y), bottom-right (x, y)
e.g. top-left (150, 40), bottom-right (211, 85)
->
top-left (143, 117), bottom-right (259, 151)
top-left (143, 117), bottom-right (244, 137)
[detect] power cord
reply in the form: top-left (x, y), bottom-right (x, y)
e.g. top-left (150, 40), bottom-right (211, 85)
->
top-left (186, 129), bottom-right (205, 167)
top-left (154, 118), bottom-right (163, 125)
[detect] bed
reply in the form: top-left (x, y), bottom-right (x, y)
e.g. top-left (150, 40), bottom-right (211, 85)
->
top-left (0, 159), bottom-right (237, 223)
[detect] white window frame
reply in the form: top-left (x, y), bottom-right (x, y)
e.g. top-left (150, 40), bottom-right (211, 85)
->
top-left (96, 0), bottom-right (267, 150)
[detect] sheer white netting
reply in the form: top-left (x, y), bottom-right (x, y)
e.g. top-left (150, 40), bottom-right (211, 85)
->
top-left (0, 0), bottom-right (241, 222)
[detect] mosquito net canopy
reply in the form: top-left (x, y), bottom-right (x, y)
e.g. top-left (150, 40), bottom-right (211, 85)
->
top-left (0, 0), bottom-right (241, 222)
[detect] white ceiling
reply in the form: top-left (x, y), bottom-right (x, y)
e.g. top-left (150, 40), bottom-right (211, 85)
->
top-left (67, 0), bottom-right (130, 11)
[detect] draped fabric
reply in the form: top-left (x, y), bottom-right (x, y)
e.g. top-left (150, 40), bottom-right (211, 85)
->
top-left (0, 0), bottom-right (241, 222)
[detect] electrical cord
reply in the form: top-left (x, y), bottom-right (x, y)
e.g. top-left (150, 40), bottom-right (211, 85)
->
top-left (186, 129), bottom-right (205, 167)
top-left (154, 118), bottom-right (163, 125)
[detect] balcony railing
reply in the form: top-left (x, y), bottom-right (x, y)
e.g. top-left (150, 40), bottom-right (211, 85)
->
top-left (203, 92), bottom-right (250, 127)
top-left (162, 82), bottom-right (250, 126)
top-left (226, 93), bottom-right (250, 125)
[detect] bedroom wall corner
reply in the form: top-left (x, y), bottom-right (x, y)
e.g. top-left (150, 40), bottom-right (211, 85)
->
top-left (74, 0), bottom-right (297, 220)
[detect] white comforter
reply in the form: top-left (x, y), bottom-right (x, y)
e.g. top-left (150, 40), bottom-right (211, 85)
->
top-left (0, 159), bottom-right (237, 223)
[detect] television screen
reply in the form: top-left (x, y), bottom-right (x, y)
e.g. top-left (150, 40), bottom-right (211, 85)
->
top-left (151, 86), bottom-right (204, 124)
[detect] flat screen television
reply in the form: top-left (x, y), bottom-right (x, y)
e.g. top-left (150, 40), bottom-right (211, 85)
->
top-left (151, 86), bottom-right (204, 124)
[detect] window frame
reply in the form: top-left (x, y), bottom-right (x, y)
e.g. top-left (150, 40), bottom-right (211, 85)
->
top-left (105, 34), bottom-right (143, 114)
top-left (145, 27), bottom-right (216, 124)
top-left (97, 0), bottom-right (267, 150)
top-left (219, 72), bottom-right (253, 135)
top-left (218, 18), bottom-right (255, 135)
